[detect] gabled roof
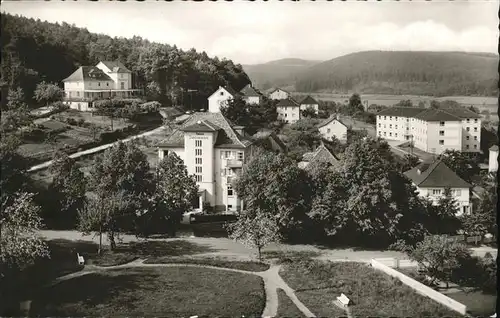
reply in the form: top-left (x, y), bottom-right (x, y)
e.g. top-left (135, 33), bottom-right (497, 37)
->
top-left (240, 84), bottom-right (261, 97)
top-left (404, 159), bottom-right (471, 188)
top-left (269, 87), bottom-right (290, 95)
top-left (490, 145), bottom-right (499, 151)
top-left (376, 107), bottom-right (427, 118)
top-left (317, 115), bottom-right (347, 129)
top-left (63, 66), bottom-right (113, 82)
top-left (439, 107), bottom-right (482, 119)
top-left (300, 95), bottom-right (319, 105)
top-left (208, 86), bottom-right (238, 100)
top-left (414, 109), bottom-right (462, 122)
top-left (300, 143), bottom-right (340, 169)
top-left (100, 61), bottom-right (132, 73)
top-left (277, 98), bottom-right (299, 108)
top-left (252, 130), bottom-right (287, 153)
top-left (158, 112), bottom-right (252, 148)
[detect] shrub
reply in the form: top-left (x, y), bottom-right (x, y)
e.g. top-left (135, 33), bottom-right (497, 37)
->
top-left (65, 118), bottom-right (77, 126)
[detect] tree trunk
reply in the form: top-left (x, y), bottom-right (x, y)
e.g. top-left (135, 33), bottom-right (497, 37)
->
top-left (98, 228), bottom-right (103, 255)
top-left (257, 246), bottom-right (262, 262)
top-left (109, 231), bottom-right (116, 251)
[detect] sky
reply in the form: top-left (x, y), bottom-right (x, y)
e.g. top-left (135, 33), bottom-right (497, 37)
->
top-left (1, 0), bottom-right (498, 65)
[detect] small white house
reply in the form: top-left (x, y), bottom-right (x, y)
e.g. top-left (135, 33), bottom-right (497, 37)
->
top-left (489, 145), bottom-right (498, 173)
top-left (317, 115), bottom-right (348, 142)
top-left (299, 95), bottom-right (319, 114)
top-left (240, 84), bottom-right (261, 105)
top-left (404, 159), bottom-right (472, 216)
top-left (207, 86), bottom-right (237, 113)
top-left (269, 88), bottom-right (290, 100)
top-left (276, 98), bottom-right (301, 124)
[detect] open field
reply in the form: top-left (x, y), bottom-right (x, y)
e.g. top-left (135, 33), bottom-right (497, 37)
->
top-left (280, 259), bottom-right (461, 317)
top-left (292, 92), bottom-right (498, 113)
top-left (55, 109), bottom-right (133, 131)
top-left (30, 267), bottom-right (265, 317)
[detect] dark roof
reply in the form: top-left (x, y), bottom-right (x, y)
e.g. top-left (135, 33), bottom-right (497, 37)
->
top-left (277, 98), bottom-right (299, 108)
top-left (100, 61), bottom-right (131, 73)
top-left (490, 145), bottom-right (499, 151)
top-left (413, 109), bottom-right (462, 122)
top-left (376, 107), bottom-right (427, 117)
top-left (439, 107), bottom-right (482, 119)
top-left (240, 84), bottom-right (261, 97)
top-left (63, 66), bottom-right (113, 82)
top-left (182, 120), bottom-right (220, 132)
top-left (404, 159), bottom-right (471, 188)
top-left (252, 130), bottom-right (288, 152)
top-left (300, 95), bottom-right (319, 105)
top-left (159, 112), bottom-right (252, 148)
top-left (317, 115), bottom-right (347, 128)
top-left (223, 86), bottom-right (238, 96)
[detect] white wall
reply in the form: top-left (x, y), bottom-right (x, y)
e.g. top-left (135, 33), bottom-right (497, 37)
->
top-left (300, 103), bottom-right (319, 114)
top-left (376, 115), bottom-right (410, 142)
top-left (215, 148), bottom-right (246, 211)
top-left (318, 120), bottom-right (348, 141)
top-left (426, 121), bottom-right (462, 154)
top-left (461, 118), bottom-right (481, 152)
top-left (489, 149), bottom-right (498, 173)
top-left (417, 186), bottom-right (470, 215)
top-left (269, 90), bottom-right (289, 100)
top-left (208, 88), bottom-right (233, 113)
top-left (68, 101), bottom-right (92, 112)
top-left (277, 106), bottom-right (300, 123)
top-left (84, 80), bottom-right (114, 90)
top-left (244, 96), bottom-right (260, 105)
top-left (96, 62), bottom-right (132, 90)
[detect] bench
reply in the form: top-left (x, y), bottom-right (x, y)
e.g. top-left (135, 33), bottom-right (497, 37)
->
top-left (77, 253), bottom-right (85, 265)
top-left (337, 293), bottom-right (350, 307)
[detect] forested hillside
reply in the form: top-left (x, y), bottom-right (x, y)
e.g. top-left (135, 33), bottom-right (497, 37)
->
top-left (1, 13), bottom-right (250, 109)
top-left (294, 51), bottom-right (498, 96)
top-left (242, 58), bottom-right (320, 90)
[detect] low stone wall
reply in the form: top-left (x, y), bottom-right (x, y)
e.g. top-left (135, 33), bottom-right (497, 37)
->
top-left (371, 258), bottom-right (467, 315)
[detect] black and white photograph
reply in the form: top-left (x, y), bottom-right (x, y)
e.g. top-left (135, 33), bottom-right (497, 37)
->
top-left (0, 0), bottom-right (498, 317)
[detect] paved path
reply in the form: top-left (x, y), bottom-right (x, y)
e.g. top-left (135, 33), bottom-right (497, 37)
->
top-left (28, 126), bottom-right (165, 172)
top-left (50, 258), bottom-right (315, 318)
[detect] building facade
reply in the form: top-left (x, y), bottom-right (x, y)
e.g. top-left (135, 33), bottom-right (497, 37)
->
top-left (489, 145), bottom-right (498, 173)
top-left (299, 95), bottom-right (319, 114)
top-left (63, 61), bottom-right (141, 111)
top-left (240, 84), bottom-right (261, 105)
top-left (207, 86), bottom-right (237, 113)
top-left (317, 115), bottom-right (348, 142)
top-left (276, 98), bottom-right (301, 123)
top-left (376, 107), bottom-right (481, 154)
top-left (269, 88), bottom-right (290, 100)
top-left (404, 160), bottom-right (472, 216)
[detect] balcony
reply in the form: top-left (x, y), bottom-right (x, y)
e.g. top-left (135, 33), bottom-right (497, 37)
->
top-left (226, 159), bottom-right (243, 168)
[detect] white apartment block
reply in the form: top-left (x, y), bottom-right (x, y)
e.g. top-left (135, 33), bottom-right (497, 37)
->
top-left (277, 98), bottom-right (301, 123)
top-left (62, 61), bottom-right (141, 111)
top-left (158, 112), bottom-right (254, 213)
top-left (404, 160), bottom-right (472, 216)
top-left (376, 107), bottom-right (481, 154)
top-left (269, 88), bottom-right (290, 100)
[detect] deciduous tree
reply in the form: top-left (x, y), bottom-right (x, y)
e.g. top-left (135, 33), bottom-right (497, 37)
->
top-left (34, 81), bottom-right (64, 106)
top-left (437, 149), bottom-right (480, 184)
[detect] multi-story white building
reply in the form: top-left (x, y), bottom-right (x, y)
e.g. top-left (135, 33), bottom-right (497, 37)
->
top-left (404, 159), bottom-right (472, 216)
top-left (376, 107), bottom-right (481, 154)
top-left (299, 95), bottom-right (319, 114)
top-left (268, 88), bottom-right (290, 100)
top-left (276, 98), bottom-right (301, 124)
top-left (317, 114), bottom-right (348, 142)
top-left (62, 61), bottom-right (141, 111)
top-left (207, 86), bottom-right (237, 113)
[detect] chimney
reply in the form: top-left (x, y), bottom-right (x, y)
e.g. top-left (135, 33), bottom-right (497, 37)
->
top-left (336, 114), bottom-right (340, 120)
top-left (234, 125), bottom-right (245, 136)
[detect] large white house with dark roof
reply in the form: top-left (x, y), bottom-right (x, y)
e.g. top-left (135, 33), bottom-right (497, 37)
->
top-left (317, 114), bottom-right (348, 142)
top-left (376, 107), bottom-right (481, 154)
top-left (62, 61), bottom-right (141, 111)
top-left (276, 97), bottom-right (301, 123)
top-left (404, 159), bottom-right (472, 215)
top-left (240, 84), bottom-right (262, 105)
top-left (299, 95), bottom-right (319, 114)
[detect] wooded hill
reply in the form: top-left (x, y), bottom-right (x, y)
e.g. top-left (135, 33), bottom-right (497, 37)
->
top-left (246, 51), bottom-right (498, 97)
top-left (1, 13), bottom-right (250, 109)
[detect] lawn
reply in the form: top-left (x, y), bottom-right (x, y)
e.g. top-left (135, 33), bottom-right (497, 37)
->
top-left (277, 289), bottom-right (306, 317)
top-left (279, 259), bottom-right (462, 317)
top-left (30, 267), bottom-right (265, 317)
top-left (57, 109), bottom-right (132, 131)
top-left (262, 250), bottom-right (321, 264)
top-left (144, 256), bottom-right (270, 272)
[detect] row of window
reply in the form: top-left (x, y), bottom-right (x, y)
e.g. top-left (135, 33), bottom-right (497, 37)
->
top-left (221, 151), bottom-right (244, 161)
top-left (195, 140), bottom-right (203, 182)
top-left (379, 116), bottom-right (478, 124)
top-left (431, 189), bottom-right (462, 196)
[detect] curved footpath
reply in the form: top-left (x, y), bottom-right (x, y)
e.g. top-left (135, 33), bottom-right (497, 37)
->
top-left (28, 126), bottom-right (166, 173)
top-left (49, 258), bottom-right (318, 318)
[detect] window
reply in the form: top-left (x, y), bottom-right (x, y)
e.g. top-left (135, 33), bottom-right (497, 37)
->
top-left (474, 119), bottom-right (478, 123)
top-left (378, 131), bottom-right (381, 136)
top-left (195, 149), bottom-right (202, 156)
top-left (454, 189), bottom-right (461, 196)
top-left (98, 82), bottom-right (101, 87)
top-left (389, 116), bottom-right (392, 120)
top-left (432, 189), bottom-right (442, 195)
top-left (466, 127), bottom-right (470, 132)
top-left (195, 175), bottom-right (202, 182)
top-left (384, 125), bottom-right (386, 128)
top-left (77, 91), bottom-right (80, 97)
top-left (474, 127), bottom-right (478, 132)
top-left (384, 116), bottom-right (387, 120)
top-left (195, 140), bottom-right (202, 147)
top-left (378, 124), bottom-right (381, 128)
top-left (120, 82), bottom-right (125, 89)
top-left (406, 127), bottom-right (409, 130)
top-left (285, 114), bottom-right (287, 118)
top-left (466, 136), bottom-right (470, 140)
top-left (106, 83), bottom-right (109, 87)
top-left (440, 121), bottom-right (445, 126)
top-left (439, 131), bottom-right (444, 136)
top-left (466, 145), bottom-right (470, 149)
top-left (227, 205), bottom-right (233, 209)
top-left (384, 132), bottom-right (386, 136)
top-left (439, 140), bottom-right (444, 145)
top-left (227, 185), bottom-right (234, 196)
top-left (474, 136), bottom-right (478, 141)
top-left (466, 119), bottom-right (470, 123)
top-left (395, 133), bottom-right (398, 137)
top-left (220, 91), bottom-right (224, 96)
top-left (195, 158), bottom-right (202, 165)
top-left (389, 132), bottom-right (392, 137)
top-left (195, 166), bottom-right (202, 173)
top-left (237, 152), bottom-right (244, 160)
top-left (406, 118), bottom-right (409, 122)
top-left (474, 145), bottom-right (477, 149)
top-left (389, 124), bottom-right (392, 129)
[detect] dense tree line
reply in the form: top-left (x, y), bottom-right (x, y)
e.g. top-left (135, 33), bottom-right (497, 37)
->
top-left (294, 51), bottom-right (498, 97)
top-left (1, 13), bottom-right (250, 109)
